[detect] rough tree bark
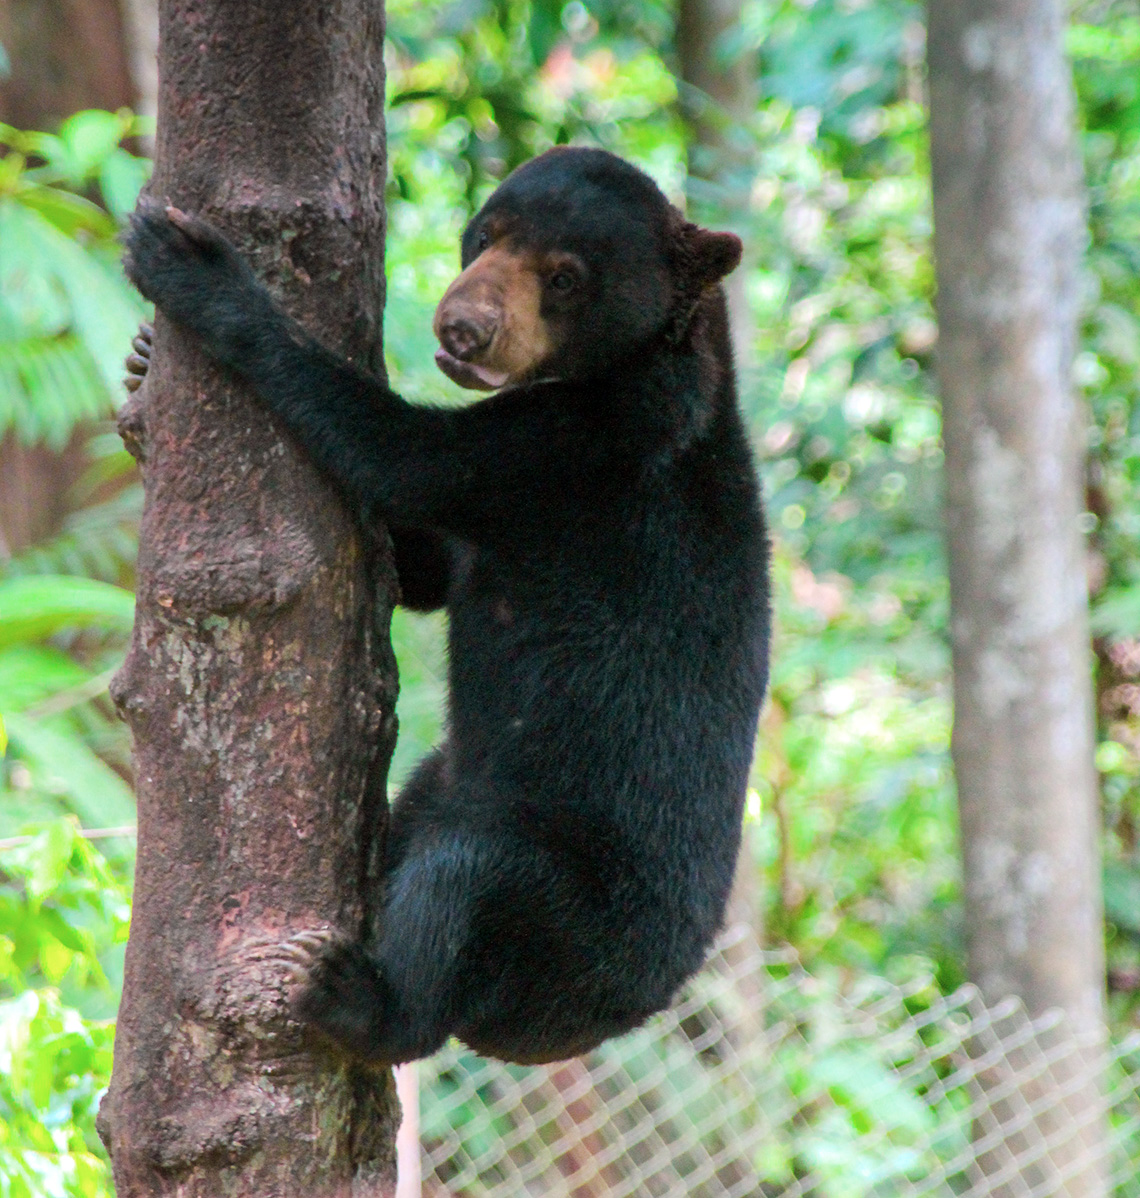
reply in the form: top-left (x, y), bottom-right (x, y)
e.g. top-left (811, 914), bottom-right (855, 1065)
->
top-left (927, 2), bottom-right (1107, 1193)
top-left (98, 3), bottom-right (400, 1194)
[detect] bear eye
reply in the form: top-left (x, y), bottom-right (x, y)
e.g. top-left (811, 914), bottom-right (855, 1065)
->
top-left (477, 229), bottom-right (490, 251)
top-left (548, 270), bottom-right (576, 294)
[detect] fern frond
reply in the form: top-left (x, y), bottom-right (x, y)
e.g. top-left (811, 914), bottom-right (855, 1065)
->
top-left (5, 484), bottom-right (142, 583)
top-left (0, 199), bottom-right (148, 402)
top-left (0, 333), bottom-right (110, 446)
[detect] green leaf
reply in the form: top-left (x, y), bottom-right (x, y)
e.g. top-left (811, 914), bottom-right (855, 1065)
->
top-left (1, 126), bottom-right (64, 165)
top-left (4, 714), bottom-right (135, 827)
top-left (15, 184), bottom-right (115, 239)
top-left (37, 905), bottom-right (89, 954)
top-left (23, 820), bottom-right (78, 903)
top-left (1105, 861), bottom-right (1140, 937)
top-left (6, 483), bottom-right (142, 582)
top-left (0, 332), bottom-right (108, 449)
top-left (0, 575), bottom-right (135, 648)
top-left (0, 199), bottom-right (148, 399)
top-left (99, 149), bottom-right (152, 221)
top-left (0, 146), bottom-right (26, 190)
top-left (1091, 583), bottom-right (1140, 638)
top-left (58, 110), bottom-right (129, 181)
top-left (0, 644), bottom-right (93, 712)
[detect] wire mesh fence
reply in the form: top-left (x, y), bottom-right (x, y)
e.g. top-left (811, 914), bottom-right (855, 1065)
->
top-left (410, 927), bottom-right (1140, 1197)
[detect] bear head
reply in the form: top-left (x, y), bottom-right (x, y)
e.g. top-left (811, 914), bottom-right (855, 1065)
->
top-left (433, 147), bottom-right (742, 391)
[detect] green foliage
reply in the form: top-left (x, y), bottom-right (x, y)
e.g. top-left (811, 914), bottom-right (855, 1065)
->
top-left (0, 112), bottom-right (145, 583)
top-left (388, 609), bottom-right (449, 787)
top-left (0, 821), bottom-right (131, 1014)
top-left (0, 576), bottom-right (134, 649)
top-left (1075, 4), bottom-right (1140, 639)
top-left (0, 116), bottom-right (144, 1196)
top-left (1068, 0), bottom-right (1140, 1017)
top-left (755, 553), bottom-right (960, 988)
top-left (0, 578), bottom-right (135, 835)
top-left (386, 0), bottom-right (679, 210)
top-left (0, 988), bottom-right (114, 1198)
top-left (0, 822), bottom-right (127, 1198)
top-left (0, 111), bottom-right (152, 446)
top-left (761, 0), bottom-right (920, 149)
top-left (0, 113), bottom-right (144, 843)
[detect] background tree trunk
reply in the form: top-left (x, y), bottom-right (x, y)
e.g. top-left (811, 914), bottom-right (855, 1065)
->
top-left (675, 0), bottom-right (754, 181)
top-left (927, 1), bottom-right (1108, 1193)
top-left (0, 0), bottom-right (135, 129)
top-left (98, 3), bottom-right (400, 1194)
top-left (118, 0), bottom-right (159, 130)
top-left (0, 0), bottom-right (144, 561)
top-left (675, 0), bottom-right (756, 366)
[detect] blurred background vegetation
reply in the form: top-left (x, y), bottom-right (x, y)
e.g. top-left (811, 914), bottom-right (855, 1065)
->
top-left (0, 0), bottom-right (1137, 1193)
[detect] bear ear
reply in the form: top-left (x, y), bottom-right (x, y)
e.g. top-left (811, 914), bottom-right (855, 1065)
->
top-left (680, 221), bottom-right (743, 286)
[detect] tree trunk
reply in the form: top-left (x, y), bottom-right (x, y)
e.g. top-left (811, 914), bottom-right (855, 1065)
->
top-left (927, 2), bottom-right (1108, 1193)
top-left (118, 0), bottom-right (159, 130)
top-left (98, 3), bottom-right (399, 1194)
top-left (0, 440), bottom-right (86, 556)
top-left (675, 0), bottom-right (756, 366)
top-left (675, 0), bottom-right (754, 176)
top-left (0, 0), bottom-right (135, 129)
top-left (0, 0), bottom-right (142, 561)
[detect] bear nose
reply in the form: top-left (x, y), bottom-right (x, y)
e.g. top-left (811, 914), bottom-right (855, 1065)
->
top-left (440, 317), bottom-right (494, 361)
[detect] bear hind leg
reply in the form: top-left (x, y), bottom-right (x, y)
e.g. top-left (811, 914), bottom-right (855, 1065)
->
top-left (293, 832), bottom-right (481, 1065)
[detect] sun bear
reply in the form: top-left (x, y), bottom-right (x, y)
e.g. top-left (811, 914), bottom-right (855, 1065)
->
top-left (122, 146), bottom-right (770, 1066)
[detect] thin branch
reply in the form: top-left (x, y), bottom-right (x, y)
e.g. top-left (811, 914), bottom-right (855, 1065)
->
top-left (0, 824), bottom-right (137, 851)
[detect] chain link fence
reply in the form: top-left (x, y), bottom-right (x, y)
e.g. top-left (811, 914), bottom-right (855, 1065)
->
top-left (407, 927), bottom-right (1140, 1197)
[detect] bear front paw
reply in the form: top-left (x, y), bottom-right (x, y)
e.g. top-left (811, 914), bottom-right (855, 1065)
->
top-left (122, 199), bottom-right (265, 358)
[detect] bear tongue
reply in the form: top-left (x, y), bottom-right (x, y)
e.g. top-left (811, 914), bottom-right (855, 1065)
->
top-left (434, 348), bottom-right (509, 392)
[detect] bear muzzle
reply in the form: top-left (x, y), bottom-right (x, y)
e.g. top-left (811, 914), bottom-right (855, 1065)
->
top-left (433, 241), bottom-right (552, 391)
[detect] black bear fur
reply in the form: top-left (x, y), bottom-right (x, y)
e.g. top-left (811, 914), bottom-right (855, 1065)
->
top-left (123, 147), bottom-right (770, 1066)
